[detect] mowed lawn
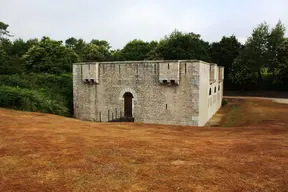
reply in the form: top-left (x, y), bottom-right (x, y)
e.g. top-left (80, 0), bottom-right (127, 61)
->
top-left (0, 99), bottom-right (287, 192)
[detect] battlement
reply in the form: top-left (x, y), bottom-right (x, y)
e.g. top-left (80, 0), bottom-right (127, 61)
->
top-left (158, 61), bottom-right (180, 85)
top-left (73, 60), bottom-right (201, 65)
top-left (209, 63), bottom-right (217, 84)
top-left (218, 66), bottom-right (224, 82)
top-left (80, 62), bottom-right (99, 84)
top-left (73, 60), bottom-right (222, 87)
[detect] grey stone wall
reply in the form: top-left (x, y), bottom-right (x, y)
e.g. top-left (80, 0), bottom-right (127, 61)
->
top-left (73, 60), bottom-right (223, 126)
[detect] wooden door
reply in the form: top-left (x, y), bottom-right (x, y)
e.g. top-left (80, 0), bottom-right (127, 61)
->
top-left (124, 92), bottom-right (133, 117)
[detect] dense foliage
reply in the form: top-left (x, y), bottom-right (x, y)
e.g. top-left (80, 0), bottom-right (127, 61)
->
top-left (0, 20), bottom-right (287, 116)
top-left (0, 73), bottom-right (72, 116)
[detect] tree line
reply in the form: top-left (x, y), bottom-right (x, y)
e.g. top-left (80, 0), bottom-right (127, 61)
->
top-left (0, 20), bottom-right (287, 116)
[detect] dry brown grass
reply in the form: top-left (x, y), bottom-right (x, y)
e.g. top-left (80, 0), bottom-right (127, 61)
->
top-left (218, 98), bottom-right (288, 127)
top-left (0, 98), bottom-right (288, 192)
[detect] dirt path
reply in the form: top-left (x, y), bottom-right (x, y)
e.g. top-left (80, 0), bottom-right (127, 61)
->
top-left (224, 96), bottom-right (288, 104)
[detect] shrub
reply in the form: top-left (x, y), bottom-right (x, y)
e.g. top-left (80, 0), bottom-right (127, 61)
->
top-left (0, 73), bottom-right (73, 116)
top-left (222, 99), bottom-right (228, 107)
top-left (0, 86), bottom-right (69, 116)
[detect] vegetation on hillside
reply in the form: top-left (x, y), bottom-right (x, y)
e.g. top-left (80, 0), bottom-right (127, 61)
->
top-left (0, 20), bottom-right (287, 116)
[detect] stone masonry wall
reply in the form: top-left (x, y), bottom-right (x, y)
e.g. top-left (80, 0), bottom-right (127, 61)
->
top-left (198, 63), bottom-right (224, 126)
top-left (73, 60), bottom-right (202, 126)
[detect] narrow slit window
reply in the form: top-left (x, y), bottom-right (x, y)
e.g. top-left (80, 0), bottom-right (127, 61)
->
top-left (80, 65), bottom-right (83, 78)
top-left (209, 88), bottom-right (212, 96)
top-left (166, 104), bottom-right (168, 109)
top-left (214, 87), bottom-right (217, 93)
top-left (168, 63), bottom-right (170, 69)
top-left (185, 63), bottom-right (187, 74)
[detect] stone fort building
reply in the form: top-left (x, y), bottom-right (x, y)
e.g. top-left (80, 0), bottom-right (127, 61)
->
top-left (73, 60), bottom-right (224, 126)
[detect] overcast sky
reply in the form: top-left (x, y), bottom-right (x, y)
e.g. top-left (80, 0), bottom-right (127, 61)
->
top-left (1, 0), bottom-right (288, 49)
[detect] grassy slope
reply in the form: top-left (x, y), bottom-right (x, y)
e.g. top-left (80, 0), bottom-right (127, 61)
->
top-left (0, 99), bottom-right (287, 192)
top-left (218, 98), bottom-right (288, 127)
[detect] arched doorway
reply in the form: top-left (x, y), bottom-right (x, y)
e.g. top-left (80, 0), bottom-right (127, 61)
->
top-left (123, 92), bottom-right (133, 118)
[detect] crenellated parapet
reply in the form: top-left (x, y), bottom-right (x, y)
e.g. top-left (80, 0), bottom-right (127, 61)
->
top-left (218, 66), bottom-right (224, 82)
top-left (158, 61), bottom-right (180, 85)
top-left (81, 62), bottom-right (99, 84)
top-left (209, 63), bottom-right (218, 84)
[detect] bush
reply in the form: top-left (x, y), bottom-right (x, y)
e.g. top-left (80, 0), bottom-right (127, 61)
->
top-left (222, 99), bottom-right (228, 107)
top-left (0, 73), bottom-right (73, 116)
top-left (0, 86), bottom-right (69, 116)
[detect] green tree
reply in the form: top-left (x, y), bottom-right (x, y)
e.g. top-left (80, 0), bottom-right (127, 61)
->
top-left (23, 37), bottom-right (79, 74)
top-left (146, 41), bottom-right (159, 59)
top-left (210, 35), bottom-right (242, 78)
top-left (267, 20), bottom-right (286, 78)
top-left (0, 48), bottom-right (14, 74)
top-left (65, 37), bottom-right (86, 60)
top-left (0, 38), bottom-right (39, 74)
top-left (90, 39), bottom-right (111, 49)
top-left (0, 38), bottom-right (21, 74)
top-left (12, 38), bottom-right (39, 56)
top-left (274, 38), bottom-right (288, 84)
top-left (120, 39), bottom-right (151, 61)
top-left (90, 39), bottom-right (112, 61)
top-left (230, 23), bottom-right (270, 87)
top-left (153, 30), bottom-right (211, 61)
top-left (111, 49), bottom-right (125, 61)
top-left (0, 21), bottom-right (12, 38)
top-left (229, 53), bottom-right (257, 87)
top-left (81, 43), bottom-right (105, 62)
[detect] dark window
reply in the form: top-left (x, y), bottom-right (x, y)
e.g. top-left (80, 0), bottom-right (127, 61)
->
top-left (163, 80), bottom-right (168, 84)
top-left (166, 104), bottom-right (168, 109)
top-left (185, 63), bottom-right (187, 74)
top-left (209, 88), bottom-right (211, 95)
top-left (123, 92), bottom-right (134, 118)
top-left (214, 87), bottom-right (217, 93)
top-left (171, 80), bottom-right (175, 84)
top-left (218, 85), bottom-right (220, 91)
top-left (168, 63), bottom-right (170, 69)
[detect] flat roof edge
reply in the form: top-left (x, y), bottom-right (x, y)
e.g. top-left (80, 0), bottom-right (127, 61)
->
top-left (73, 60), bottom-right (211, 65)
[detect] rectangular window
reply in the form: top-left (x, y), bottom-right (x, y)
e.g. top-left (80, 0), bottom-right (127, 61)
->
top-left (166, 104), bottom-right (168, 109)
top-left (168, 63), bottom-right (170, 69)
